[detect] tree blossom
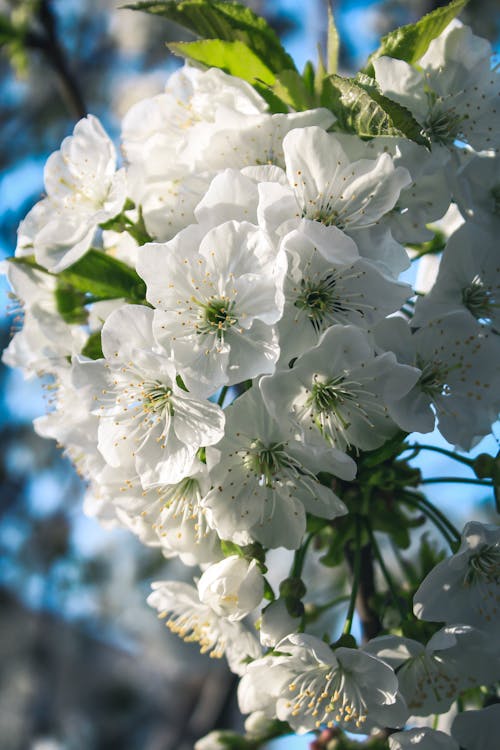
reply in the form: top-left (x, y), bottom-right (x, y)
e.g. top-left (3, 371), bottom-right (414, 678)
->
top-left (17, 116), bottom-right (127, 271)
top-left (238, 633), bottom-right (408, 734)
top-left (414, 521), bottom-right (500, 634)
top-left (373, 23), bottom-right (500, 153)
top-left (412, 223), bottom-right (500, 331)
top-left (262, 324), bottom-right (420, 456)
top-left (73, 304), bottom-right (225, 488)
top-left (373, 314), bottom-right (500, 449)
top-left (137, 220), bottom-right (286, 396)
top-left (203, 387), bottom-right (348, 550)
top-left (452, 704), bottom-right (500, 750)
top-left (365, 626), bottom-right (500, 716)
top-left (147, 580), bottom-right (261, 675)
top-left (197, 556), bottom-right (264, 621)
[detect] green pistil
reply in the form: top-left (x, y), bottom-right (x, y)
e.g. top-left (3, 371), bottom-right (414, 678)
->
top-left (294, 274), bottom-right (341, 331)
top-left (242, 439), bottom-right (289, 486)
top-left (199, 296), bottom-right (237, 338)
top-left (417, 359), bottom-right (447, 398)
top-left (143, 383), bottom-right (174, 415)
top-left (424, 95), bottom-right (464, 146)
top-left (462, 277), bottom-right (497, 322)
top-left (464, 544), bottom-right (500, 585)
top-left (307, 377), bottom-right (353, 428)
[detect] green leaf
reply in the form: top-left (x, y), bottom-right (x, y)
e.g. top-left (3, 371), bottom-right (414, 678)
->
top-left (271, 68), bottom-right (318, 111)
top-left (326, 3), bottom-right (340, 75)
top-left (169, 38), bottom-right (276, 86)
top-left (58, 250), bottom-right (147, 303)
top-left (323, 73), bottom-right (429, 146)
top-left (365, 0), bottom-right (468, 75)
top-left (81, 332), bottom-right (104, 360)
top-left (55, 286), bottom-right (89, 324)
top-left (125, 0), bottom-right (296, 74)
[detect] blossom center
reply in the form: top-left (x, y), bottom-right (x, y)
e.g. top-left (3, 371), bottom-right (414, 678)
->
top-left (462, 276), bottom-right (497, 322)
top-left (424, 96), bottom-right (464, 146)
top-left (141, 382), bottom-right (174, 415)
top-left (198, 296), bottom-right (238, 338)
top-left (294, 274), bottom-right (343, 331)
top-left (242, 439), bottom-right (289, 485)
top-left (464, 543), bottom-right (500, 585)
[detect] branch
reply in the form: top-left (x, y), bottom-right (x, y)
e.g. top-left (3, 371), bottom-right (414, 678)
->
top-left (26, 0), bottom-right (86, 119)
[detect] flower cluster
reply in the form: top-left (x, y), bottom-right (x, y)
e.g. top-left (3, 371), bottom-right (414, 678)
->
top-left (4, 3), bottom-right (500, 748)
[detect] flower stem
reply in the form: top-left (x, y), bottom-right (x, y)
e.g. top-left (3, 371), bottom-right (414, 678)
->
top-left (421, 477), bottom-right (493, 487)
top-left (291, 532), bottom-right (314, 579)
top-left (405, 443), bottom-right (474, 467)
top-left (365, 521), bottom-right (407, 620)
top-left (343, 516), bottom-right (362, 635)
top-left (402, 492), bottom-right (458, 549)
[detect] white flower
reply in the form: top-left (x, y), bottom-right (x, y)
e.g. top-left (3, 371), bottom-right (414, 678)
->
top-left (259, 599), bottom-right (301, 648)
top-left (412, 223), bottom-right (500, 332)
top-left (452, 704), bottom-right (500, 750)
top-left (238, 633), bottom-right (407, 734)
top-left (2, 261), bottom-right (85, 378)
top-left (452, 150), bottom-right (500, 230)
top-left (262, 324), bottom-right (420, 457)
top-left (365, 626), bottom-right (500, 716)
top-left (19, 116), bottom-right (127, 272)
top-left (122, 65), bottom-right (268, 177)
top-left (73, 304), bottom-right (225, 488)
top-left (373, 314), bottom-right (500, 449)
top-left (197, 556), bottom-right (264, 621)
top-left (257, 126), bottom-right (411, 274)
top-left (87, 460), bottom-right (221, 566)
top-left (389, 728), bottom-right (459, 750)
top-left (147, 580), bottom-right (261, 675)
top-left (414, 521), bottom-right (500, 634)
top-left (373, 24), bottom-right (500, 153)
top-left (137, 220), bottom-right (286, 396)
top-left (34, 366), bottom-right (102, 482)
top-left (278, 224), bottom-right (411, 362)
top-left (203, 387), bottom-right (348, 550)
top-left (330, 133), bottom-right (451, 245)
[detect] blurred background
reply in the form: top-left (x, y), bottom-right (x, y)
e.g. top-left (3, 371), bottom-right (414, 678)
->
top-left (0, 2), bottom-right (499, 749)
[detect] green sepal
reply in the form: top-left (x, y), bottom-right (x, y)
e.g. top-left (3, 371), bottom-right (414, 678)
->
top-left (361, 431), bottom-right (408, 468)
top-left (330, 633), bottom-right (357, 650)
top-left (81, 331), bottom-right (104, 360)
top-left (364, 0), bottom-right (468, 75)
top-left (220, 539), bottom-right (245, 558)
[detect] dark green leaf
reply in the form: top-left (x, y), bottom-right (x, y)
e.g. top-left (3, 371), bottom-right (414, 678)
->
top-left (125, 0), bottom-right (296, 73)
top-left (364, 0), bottom-right (468, 75)
top-left (323, 73), bottom-right (429, 146)
top-left (271, 68), bottom-right (318, 111)
top-left (81, 332), bottom-right (104, 360)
